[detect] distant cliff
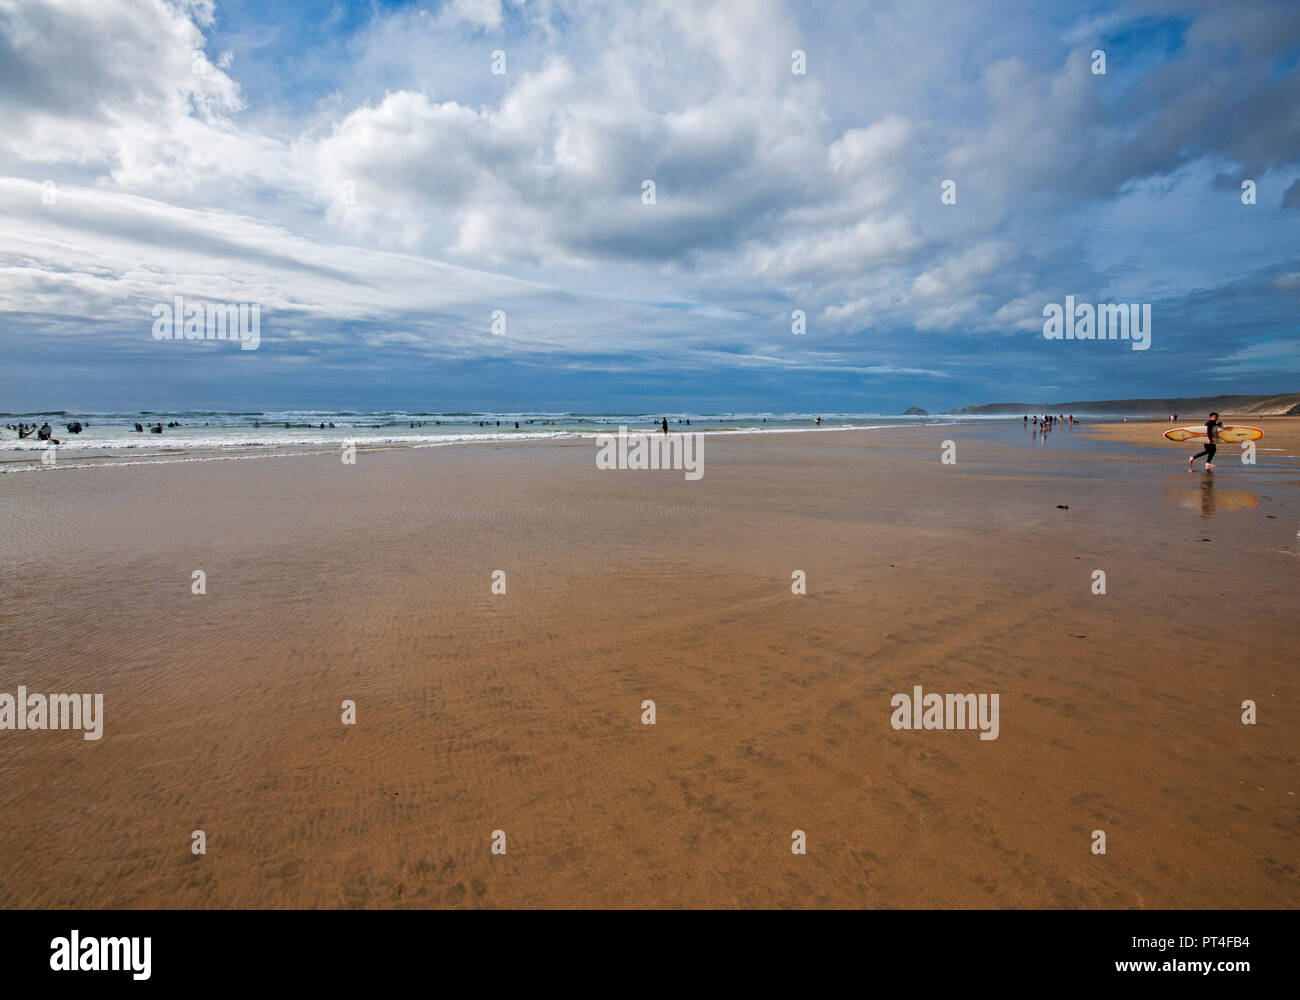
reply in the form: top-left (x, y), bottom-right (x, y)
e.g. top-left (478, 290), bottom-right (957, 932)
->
top-left (949, 393), bottom-right (1300, 416)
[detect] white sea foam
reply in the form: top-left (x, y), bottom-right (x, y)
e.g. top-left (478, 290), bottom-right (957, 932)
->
top-left (0, 421), bottom-right (948, 473)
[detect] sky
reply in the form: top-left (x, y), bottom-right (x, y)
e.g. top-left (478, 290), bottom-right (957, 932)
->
top-left (0, 0), bottom-right (1297, 414)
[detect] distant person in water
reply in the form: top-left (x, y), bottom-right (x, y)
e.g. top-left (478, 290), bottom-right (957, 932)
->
top-left (815, 416), bottom-right (821, 425)
top-left (1189, 412), bottom-right (1223, 471)
top-left (661, 417), bottom-right (668, 434)
top-left (37, 422), bottom-right (52, 440)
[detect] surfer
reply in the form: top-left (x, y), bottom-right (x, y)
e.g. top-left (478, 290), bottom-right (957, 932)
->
top-left (1189, 412), bottom-right (1223, 470)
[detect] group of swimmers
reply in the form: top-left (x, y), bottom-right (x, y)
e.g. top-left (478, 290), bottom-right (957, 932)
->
top-left (8, 419), bottom-right (96, 442)
top-left (9, 421), bottom-right (57, 440)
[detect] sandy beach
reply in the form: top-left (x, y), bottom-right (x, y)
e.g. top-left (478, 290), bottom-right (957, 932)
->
top-left (1, 421), bottom-right (1297, 909)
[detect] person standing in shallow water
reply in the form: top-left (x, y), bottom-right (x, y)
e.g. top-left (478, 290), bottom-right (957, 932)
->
top-left (1189, 412), bottom-right (1223, 471)
top-left (661, 417), bottom-right (668, 435)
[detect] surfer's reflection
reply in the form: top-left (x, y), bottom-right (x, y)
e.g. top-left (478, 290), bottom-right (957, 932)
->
top-left (1182, 478), bottom-right (1259, 518)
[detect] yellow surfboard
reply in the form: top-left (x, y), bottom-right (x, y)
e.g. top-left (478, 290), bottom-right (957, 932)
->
top-left (1163, 425), bottom-right (1263, 443)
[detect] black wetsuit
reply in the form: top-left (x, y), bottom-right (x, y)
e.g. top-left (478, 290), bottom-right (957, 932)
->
top-left (1193, 420), bottom-right (1221, 463)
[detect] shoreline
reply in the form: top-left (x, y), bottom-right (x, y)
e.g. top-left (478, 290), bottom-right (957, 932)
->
top-left (0, 420), bottom-right (962, 473)
top-left (28, 410), bottom-right (1296, 475)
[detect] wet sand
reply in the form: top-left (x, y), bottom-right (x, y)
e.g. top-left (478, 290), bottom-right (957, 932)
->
top-left (1, 424), bottom-right (1297, 908)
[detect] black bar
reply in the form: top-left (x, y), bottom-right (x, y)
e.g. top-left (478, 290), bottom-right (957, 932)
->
top-left (0, 909), bottom-right (1284, 988)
